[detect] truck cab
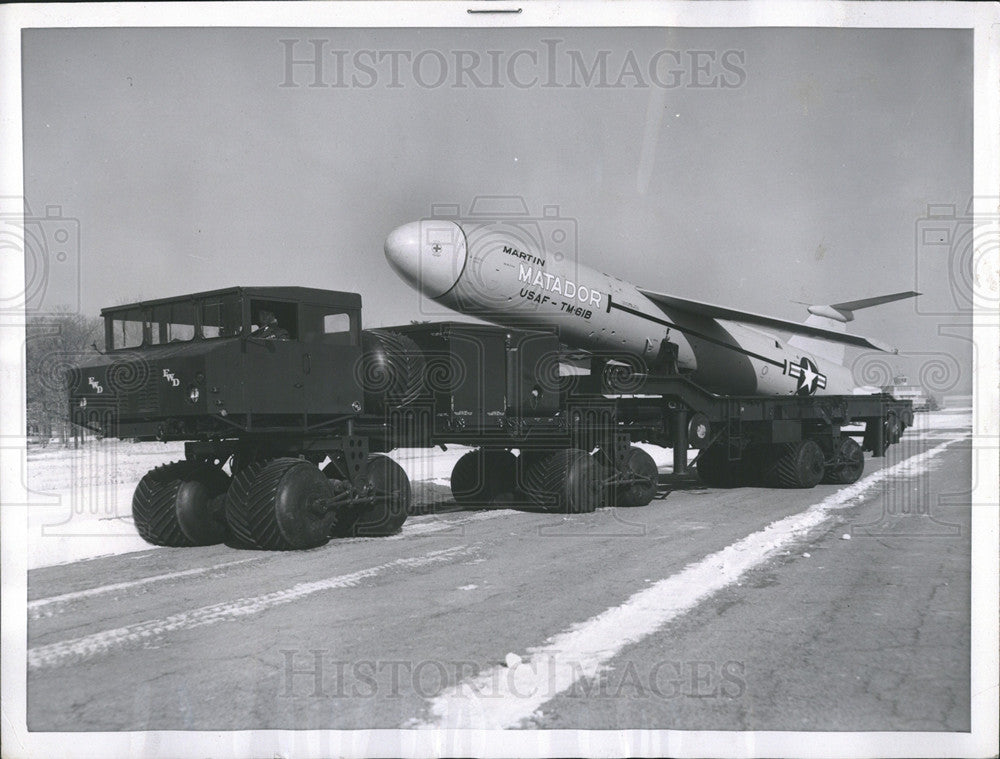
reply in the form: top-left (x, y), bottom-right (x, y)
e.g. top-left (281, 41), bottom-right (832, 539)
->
top-left (71, 286), bottom-right (364, 441)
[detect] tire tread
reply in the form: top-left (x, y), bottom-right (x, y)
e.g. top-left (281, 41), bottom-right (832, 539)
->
top-left (225, 458), bottom-right (302, 550)
top-left (524, 449), bottom-right (599, 513)
top-left (132, 461), bottom-right (222, 547)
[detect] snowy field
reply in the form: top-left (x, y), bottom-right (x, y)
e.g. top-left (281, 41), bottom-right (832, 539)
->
top-left (19, 408), bottom-right (972, 570)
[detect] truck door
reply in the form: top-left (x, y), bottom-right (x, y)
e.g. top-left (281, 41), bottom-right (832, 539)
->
top-left (242, 298), bottom-right (307, 415)
top-left (299, 304), bottom-right (364, 417)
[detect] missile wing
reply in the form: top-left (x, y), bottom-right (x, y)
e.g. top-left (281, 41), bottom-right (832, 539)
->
top-left (637, 288), bottom-right (903, 354)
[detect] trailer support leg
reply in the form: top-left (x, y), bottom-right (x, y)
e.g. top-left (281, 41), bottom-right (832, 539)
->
top-left (673, 410), bottom-right (688, 475)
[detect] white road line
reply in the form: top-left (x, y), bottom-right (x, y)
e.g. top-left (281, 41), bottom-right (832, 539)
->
top-left (28, 545), bottom-right (472, 671)
top-left (27, 557), bottom-right (262, 619)
top-left (28, 510), bottom-right (510, 617)
top-left (412, 436), bottom-right (966, 729)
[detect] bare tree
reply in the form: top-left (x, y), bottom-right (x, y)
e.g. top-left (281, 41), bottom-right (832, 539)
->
top-left (25, 310), bottom-right (104, 446)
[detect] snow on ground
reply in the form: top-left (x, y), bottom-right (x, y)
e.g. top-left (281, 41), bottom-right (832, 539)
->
top-left (23, 441), bottom-right (186, 570)
top-left (21, 408), bottom-right (973, 570)
top-left (20, 442), bottom-right (476, 570)
top-left (391, 446), bottom-right (472, 486)
top-left (842, 406), bottom-right (972, 435)
top-left (909, 409), bottom-right (973, 431)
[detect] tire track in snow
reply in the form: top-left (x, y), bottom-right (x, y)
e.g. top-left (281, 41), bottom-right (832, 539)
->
top-left (28, 557), bottom-right (261, 619)
top-left (28, 545), bottom-right (474, 670)
top-left (28, 510), bottom-right (510, 618)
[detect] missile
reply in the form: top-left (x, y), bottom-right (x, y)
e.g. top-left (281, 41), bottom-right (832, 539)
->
top-left (384, 219), bottom-right (916, 397)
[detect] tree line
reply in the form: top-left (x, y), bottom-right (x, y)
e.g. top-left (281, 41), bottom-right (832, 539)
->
top-left (25, 312), bottom-right (104, 446)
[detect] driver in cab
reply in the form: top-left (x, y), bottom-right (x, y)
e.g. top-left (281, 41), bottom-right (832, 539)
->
top-left (251, 309), bottom-right (290, 340)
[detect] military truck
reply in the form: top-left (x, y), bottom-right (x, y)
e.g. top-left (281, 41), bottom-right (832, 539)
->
top-left (69, 286), bottom-right (913, 551)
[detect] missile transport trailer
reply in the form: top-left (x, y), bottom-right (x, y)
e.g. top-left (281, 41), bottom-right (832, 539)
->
top-left (69, 286), bottom-right (914, 551)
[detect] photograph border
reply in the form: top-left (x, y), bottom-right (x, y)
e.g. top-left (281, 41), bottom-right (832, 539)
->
top-left (1, 2), bottom-right (997, 758)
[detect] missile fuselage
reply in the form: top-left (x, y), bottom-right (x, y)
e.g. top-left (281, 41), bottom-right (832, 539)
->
top-left (384, 219), bottom-right (854, 396)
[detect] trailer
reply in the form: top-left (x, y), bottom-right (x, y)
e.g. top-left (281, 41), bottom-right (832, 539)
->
top-left (69, 286), bottom-right (914, 551)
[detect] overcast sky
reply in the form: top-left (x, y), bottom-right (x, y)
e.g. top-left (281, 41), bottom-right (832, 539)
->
top-left (22, 26), bottom-right (973, 392)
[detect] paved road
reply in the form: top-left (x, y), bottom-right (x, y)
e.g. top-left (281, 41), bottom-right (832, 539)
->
top-left (26, 432), bottom-right (970, 732)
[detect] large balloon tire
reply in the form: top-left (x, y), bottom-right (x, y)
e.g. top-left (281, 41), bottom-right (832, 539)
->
top-left (767, 439), bottom-right (826, 489)
top-left (822, 437), bottom-right (865, 485)
top-left (132, 461), bottom-right (230, 547)
top-left (450, 449), bottom-right (517, 507)
top-left (225, 458), bottom-right (333, 550)
top-left (337, 455), bottom-right (412, 538)
top-left (360, 330), bottom-right (426, 413)
top-left (613, 447), bottom-right (659, 507)
top-left (696, 445), bottom-right (741, 488)
top-left (524, 449), bottom-right (604, 514)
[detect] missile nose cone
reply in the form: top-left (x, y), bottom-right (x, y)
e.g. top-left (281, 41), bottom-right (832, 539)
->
top-left (384, 220), bottom-right (467, 298)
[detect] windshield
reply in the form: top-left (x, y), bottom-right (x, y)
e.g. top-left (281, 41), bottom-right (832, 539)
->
top-left (110, 311), bottom-right (145, 350)
top-left (107, 294), bottom-right (245, 350)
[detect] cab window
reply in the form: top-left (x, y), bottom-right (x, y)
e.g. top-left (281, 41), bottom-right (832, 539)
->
top-left (300, 304), bottom-right (358, 345)
top-left (110, 312), bottom-right (145, 350)
top-left (149, 302), bottom-right (197, 344)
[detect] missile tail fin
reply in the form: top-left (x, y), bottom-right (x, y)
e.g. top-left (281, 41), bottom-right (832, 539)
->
top-left (788, 316), bottom-right (848, 364)
top-left (790, 291), bottom-right (919, 364)
top-left (828, 290), bottom-right (921, 317)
